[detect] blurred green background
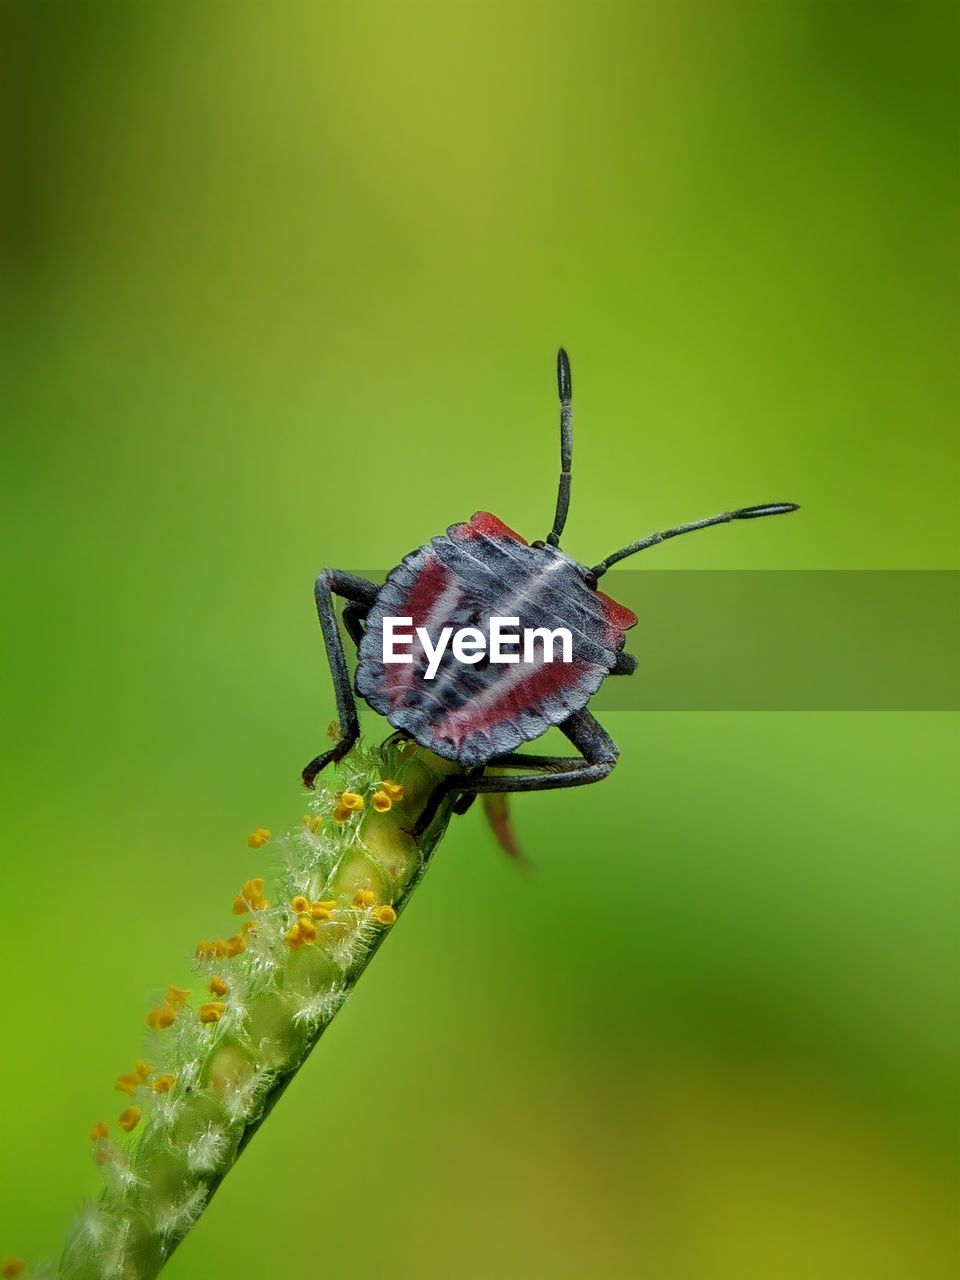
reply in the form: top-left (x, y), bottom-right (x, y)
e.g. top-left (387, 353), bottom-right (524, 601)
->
top-left (1, 2), bottom-right (958, 1276)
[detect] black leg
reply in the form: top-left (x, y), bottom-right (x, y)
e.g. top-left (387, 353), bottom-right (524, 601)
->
top-left (611, 650), bottom-right (636, 675)
top-left (410, 710), bottom-right (618, 839)
top-left (302, 570), bottom-right (379, 789)
top-left (342, 602), bottom-right (368, 647)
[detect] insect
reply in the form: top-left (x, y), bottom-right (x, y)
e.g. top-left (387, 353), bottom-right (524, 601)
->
top-left (302, 350), bottom-right (798, 839)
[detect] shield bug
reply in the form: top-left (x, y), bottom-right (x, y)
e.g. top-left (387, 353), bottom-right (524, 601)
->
top-left (302, 350), bottom-right (798, 838)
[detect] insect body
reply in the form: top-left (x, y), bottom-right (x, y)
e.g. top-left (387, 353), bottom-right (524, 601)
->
top-left (302, 351), bottom-right (798, 838)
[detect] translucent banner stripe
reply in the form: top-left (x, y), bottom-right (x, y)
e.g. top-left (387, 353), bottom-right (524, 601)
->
top-left (346, 571), bottom-right (960, 711)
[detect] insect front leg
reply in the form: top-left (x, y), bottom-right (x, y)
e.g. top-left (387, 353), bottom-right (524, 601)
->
top-left (409, 710), bottom-right (619, 840)
top-left (302, 570), bottom-right (379, 789)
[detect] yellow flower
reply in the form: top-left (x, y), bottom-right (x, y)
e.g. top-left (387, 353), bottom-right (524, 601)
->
top-left (134, 1058), bottom-right (156, 1082)
top-left (199, 1001), bottom-right (227, 1024)
top-left (373, 904), bottom-right (398, 926)
top-left (114, 1073), bottom-right (140, 1097)
top-left (118, 1107), bottom-right (141, 1133)
top-left (290, 895), bottom-right (310, 913)
top-left (151, 1073), bottom-right (176, 1094)
top-left (332, 804), bottom-right (353, 823)
top-left (302, 814), bottom-right (322, 833)
top-left (371, 790), bottom-right (392, 813)
top-left (382, 779), bottom-right (405, 802)
top-left (208, 974), bottom-right (229, 997)
top-left (340, 791), bottom-right (364, 812)
top-left (89, 1121), bottom-right (109, 1141)
top-left (309, 900), bottom-right (334, 921)
top-left (353, 888), bottom-right (375, 909)
top-left (166, 985), bottom-right (192, 1008)
top-left (247, 827), bottom-right (271, 848)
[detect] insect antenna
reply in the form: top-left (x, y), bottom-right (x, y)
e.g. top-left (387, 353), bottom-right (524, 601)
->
top-left (591, 502), bottom-right (799, 578)
top-left (546, 347), bottom-right (573, 547)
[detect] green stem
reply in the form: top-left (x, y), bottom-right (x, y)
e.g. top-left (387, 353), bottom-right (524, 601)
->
top-left (56, 739), bottom-right (455, 1280)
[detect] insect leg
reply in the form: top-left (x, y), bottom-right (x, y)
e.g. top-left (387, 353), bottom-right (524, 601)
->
top-left (342, 602), bottom-right (368, 648)
top-left (302, 570), bottom-right (379, 789)
top-left (409, 710), bottom-right (618, 839)
top-left (483, 712), bottom-right (619, 784)
top-left (611, 651), bottom-right (636, 675)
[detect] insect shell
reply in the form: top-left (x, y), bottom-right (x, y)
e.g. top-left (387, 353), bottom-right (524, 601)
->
top-left (356, 512), bottom-right (637, 766)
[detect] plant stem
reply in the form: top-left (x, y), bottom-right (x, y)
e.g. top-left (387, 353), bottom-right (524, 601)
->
top-left (56, 738), bottom-right (456, 1280)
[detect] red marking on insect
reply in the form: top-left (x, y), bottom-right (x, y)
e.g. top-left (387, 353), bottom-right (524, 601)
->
top-left (379, 555), bottom-right (458, 709)
top-left (403, 554), bottom-right (452, 624)
top-left (453, 512), bottom-right (528, 544)
top-left (596, 589), bottom-right (638, 639)
top-left (435, 658), bottom-right (590, 750)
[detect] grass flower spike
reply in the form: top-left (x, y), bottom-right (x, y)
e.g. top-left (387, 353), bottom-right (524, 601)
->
top-left (43, 738), bottom-right (457, 1280)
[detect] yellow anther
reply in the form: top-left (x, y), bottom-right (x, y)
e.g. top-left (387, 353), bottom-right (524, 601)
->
top-left (151, 1073), bottom-right (176, 1094)
top-left (195, 939), bottom-right (218, 960)
top-left (199, 1001), bottom-right (226, 1024)
top-left (240, 919), bottom-right (257, 936)
top-left (213, 939), bottom-right (232, 958)
top-left (332, 804), bottom-right (353, 823)
top-left (340, 792), bottom-right (364, 812)
top-left (371, 790), bottom-right (392, 813)
top-left (234, 877), bottom-right (269, 913)
top-left (290, 895), bottom-right (310, 913)
top-left (309, 900), bottom-right (333, 921)
top-left (146, 1003), bottom-right (177, 1030)
top-left (315, 899), bottom-right (336, 911)
top-left (373, 904), bottom-right (398, 926)
top-left (353, 888), bottom-right (375, 909)
top-left (118, 1107), bottom-right (141, 1133)
top-left (285, 913), bottom-right (320, 949)
top-left (167, 984), bottom-right (192, 1007)
top-left (114, 1073), bottom-right (139, 1097)
top-left (208, 974), bottom-right (229, 997)
top-left (90, 1121), bottom-right (109, 1141)
top-left (247, 827), bottom-right (271, 849)
top-left (382, 780), bottom-right (405, 801)
top-left (302, 814), bottom-right (323, 833)
top-left (134, 1059), bottom-right (156, 1083)
top-left (223, 933), bottom-right (246, 957)
top-left (297, 915), bottom-right (317, 944)
top-left (1, 1259), bottom-right (27, 1279)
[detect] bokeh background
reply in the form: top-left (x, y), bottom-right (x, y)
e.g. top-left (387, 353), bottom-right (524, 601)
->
top-left (2, 2), bottom-right (958, 1276)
